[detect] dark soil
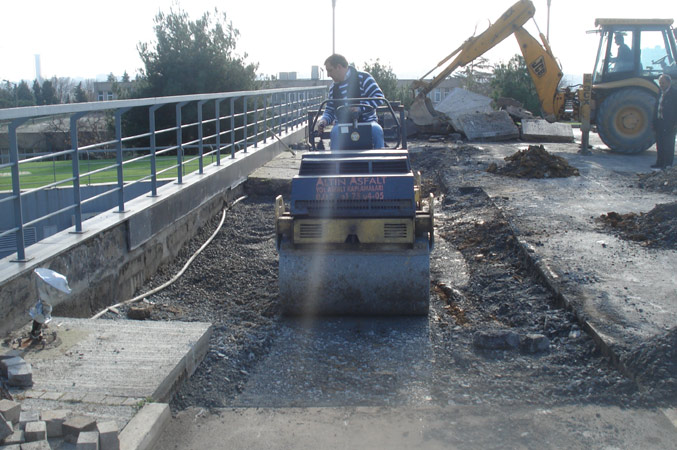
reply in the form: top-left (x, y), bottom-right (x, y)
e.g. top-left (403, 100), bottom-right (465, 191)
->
top-left (486, 144), bottom-right (580, 178)
top-left (637, 165), bottom-right (677, 195)
top-left (596, 201), bottom-right (677, 249)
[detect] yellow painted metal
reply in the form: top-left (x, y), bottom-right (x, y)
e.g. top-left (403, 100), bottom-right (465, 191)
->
top-left (292, 217), bottom-right (414, 244)
top-left (513, 27), bottom-right (564, 122)
top-left (593, 78), bottom-right (660, 95)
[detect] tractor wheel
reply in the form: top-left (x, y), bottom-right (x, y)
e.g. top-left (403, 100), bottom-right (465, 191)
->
top-left (596, 88), bottom-right (656, 154)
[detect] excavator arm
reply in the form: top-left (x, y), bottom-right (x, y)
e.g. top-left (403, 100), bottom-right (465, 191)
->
top-left (410, 0), bottom-right (566, 126)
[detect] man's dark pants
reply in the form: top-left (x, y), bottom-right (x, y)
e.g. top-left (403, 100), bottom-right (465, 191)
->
top-left (655, 125), bottom-right (677, 167)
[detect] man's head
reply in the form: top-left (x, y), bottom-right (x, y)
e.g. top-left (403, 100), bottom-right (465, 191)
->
top-left (659, 74), bottom-right (672, 91)
top-left (325, 54), bottom-right (349, 83)
top-left (614, 33), bottom-right (625, 45)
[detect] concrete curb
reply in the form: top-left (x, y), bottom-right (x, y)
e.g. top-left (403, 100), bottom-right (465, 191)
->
top-left (491, 196), bottom-right (635, 379)
top-left (119, 403), bottom-right (170, 450)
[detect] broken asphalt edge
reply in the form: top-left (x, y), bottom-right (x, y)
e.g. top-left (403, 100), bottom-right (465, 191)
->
top-left (487, 194), bottom-right (677, 431)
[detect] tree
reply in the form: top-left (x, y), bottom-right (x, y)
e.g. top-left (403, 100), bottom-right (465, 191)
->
top-left (490, 54), bottom-right (540, 114)
top-left (41, 79), bottom-right (58, 105)
top-left (32, 80), bottom-right (43, 105)
top-left (127, 6), bottom-right (259, 144)
top-left (122, 71), bottom-right (131, 83)
top-left (74, 82), bottom-right (89, 103)
top-left (16, 81), bottom-right (35, 106)
top-left (362, 59), bottom-right (398, 100)
top-left (136, 6), bottom-right (258, 97)
top-left (454, 56), bottom-right (493, 97)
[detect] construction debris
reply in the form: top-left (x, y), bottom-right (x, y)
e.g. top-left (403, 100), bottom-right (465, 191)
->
top-left (596, 201), bottom-right (677, 249)
top-left (434, 88), bottom-right (493, 132)
top-left (486, 145), bottom-right (580, 178)
top-left (458, 110), bottom-right (520, 141)
top-left (637, 165), bottom-right (677, 195)
top-left (520, 119), bottom-right (574, 143)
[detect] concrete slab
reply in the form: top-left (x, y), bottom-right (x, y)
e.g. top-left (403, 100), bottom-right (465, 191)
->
top-left (434, 88), bottom-right (493, 132)
top-left (457, 111), bottom-right (520, 141)
top-left (4, 318), bottom-right (209, 450)
top-left (521, 119), bottom-right (574, 143)
top-left (117, 403), bottom-right (169, 450)
top-left (14, 318), bottom-right (211, 403)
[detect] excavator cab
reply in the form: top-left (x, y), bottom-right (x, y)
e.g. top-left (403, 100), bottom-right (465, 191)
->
top-left (590, 19), bottom-right (677, 153)
top-left (592, 19), bottom-right (677, 84)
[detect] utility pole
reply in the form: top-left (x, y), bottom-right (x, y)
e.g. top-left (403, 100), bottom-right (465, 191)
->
top-left (332, 0), bottom-right (337, 54)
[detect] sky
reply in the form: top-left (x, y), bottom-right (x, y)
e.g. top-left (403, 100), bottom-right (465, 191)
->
top-left (1, 0), bottom-right (675, 85)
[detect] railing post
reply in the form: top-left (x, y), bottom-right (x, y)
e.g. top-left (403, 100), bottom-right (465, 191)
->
top-left (230, 97), bottom-right (236, 158)
top-left (263, 95), bottom-right (268, 144)
top-left (176, 101), bottom-right (189, 183)
top-left (149, 104), bottom-right (162, 197)
top-left (215, 99), bottom-right (223, 166)
top-left (70, 112), bottom-right (87, 233)
top-left (198, 100), bottom-right (207, 174)
top-left (243, 96), bottom-right (248, 153)
top-left (254, 95), bottom-right (259, 148)
top-left (8, 118), bottom-right (29, 262)
top-left (115, 107), bottom-right (132, 212)
top-left (285, 92), bottom-right (290, 133)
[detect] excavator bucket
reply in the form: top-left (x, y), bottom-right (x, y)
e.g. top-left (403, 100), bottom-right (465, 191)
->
top-left (409, 94), bottom-right (437, 126)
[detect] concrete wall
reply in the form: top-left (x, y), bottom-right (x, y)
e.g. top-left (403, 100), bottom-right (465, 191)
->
top-left (0, 127), bottom-right (305, 337)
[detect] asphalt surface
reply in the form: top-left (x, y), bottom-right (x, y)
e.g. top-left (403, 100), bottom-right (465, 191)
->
top-left (152, 129), bottom-right (677, 449)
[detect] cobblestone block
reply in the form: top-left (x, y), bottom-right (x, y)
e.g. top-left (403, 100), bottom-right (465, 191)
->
top-left (18, 441), bottom-right (52, 450)
top-left (24, 421), bottom-right (46, 442)
top-left (0, 413), bottom-right (12, 441)
top-left (19, 411), bottom-right (39, 430)
top-left (96, 421), bottom-right (119, 450)
top-left (41, 409), bottom-right (71, 438)
top-left (1, 428), bottom-right (24, 445)
top-left (7, 362), bottom-right (32, 387)
top-left (76, 430), bottom-right (100, 449)
top-left (63, 416), bottom-right (97, 444)
top-left (0, 400), bottom-right (21, 424)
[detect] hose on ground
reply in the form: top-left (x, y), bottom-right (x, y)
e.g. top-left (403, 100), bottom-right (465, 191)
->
top-left (91, 195), bottom-right (248, 319)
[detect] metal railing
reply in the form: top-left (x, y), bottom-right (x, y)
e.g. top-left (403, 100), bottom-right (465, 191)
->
top-left (0, 86), bottom-right (326, 261)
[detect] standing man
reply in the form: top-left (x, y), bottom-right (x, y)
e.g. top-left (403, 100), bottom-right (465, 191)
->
top-left (317, 54), bottom-right (385, 149)
top-left (652, 74), bottom-right (677, 169)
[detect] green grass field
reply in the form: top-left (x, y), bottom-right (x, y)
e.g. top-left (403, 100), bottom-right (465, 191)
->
top-left (0, 154), bottom-right (219, 191)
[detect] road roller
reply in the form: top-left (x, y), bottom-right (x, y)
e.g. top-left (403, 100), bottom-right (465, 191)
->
top-left (275, 98), bottom-right (434, 315)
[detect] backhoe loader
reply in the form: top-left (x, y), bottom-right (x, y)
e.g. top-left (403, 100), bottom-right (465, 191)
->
top-left (410, 0), bottom-right (677, 154)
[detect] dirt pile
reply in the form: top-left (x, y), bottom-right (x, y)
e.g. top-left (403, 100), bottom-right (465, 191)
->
top-left (597, 201), bottom-right (677, 249)
top-left (637, 165), bottom-right (677, 195)
top-left (623, 328), bottom-right (677, 403)
top-left (486, 144), bottom-right (580, 178)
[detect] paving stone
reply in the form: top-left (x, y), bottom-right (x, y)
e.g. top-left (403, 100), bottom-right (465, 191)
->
top-left (18, 411), bottom-right (39, 430)
top-left (0, 413), bottom-right (12, 441)
top-left (7, 362), bottom-right (32, 387)
top-left (0, 444), bottom-right (21, 450)
top-left (38, 392), bottom-right (63, 401)
top-left (473, 330), bottom-right (520, 350)
top-left (58, 392), bottom-right (85, 402)
top-left (1, 428), bottom-right (24, 445)
top-left (24, 421), bottom-right (46, 442)
top-left (0, 357), bottom-right (23, 378)
top-left (0, 400), bottom-right (21, 424)
top-left (76, 431), bottom-right (99, 450)
top-left (62, 416), bottom-right (97, 444)
top-left (18, 441), bottom-right (51, 450)
top-left (96, 421), bottom-right (119, 450)
top-left (40, 409), bottom-right (70, 438)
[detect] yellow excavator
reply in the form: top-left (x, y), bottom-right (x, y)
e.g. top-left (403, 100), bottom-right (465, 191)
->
top-left (410, 0), bottom-right (677, 154)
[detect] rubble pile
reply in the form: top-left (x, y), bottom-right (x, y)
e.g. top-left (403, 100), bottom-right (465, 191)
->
top-left (597, 201), bottom-right (677, 249)
top-left (636, 165), bottom-right (677, 195)
top-left (623, 328), bottom-right (677, 403)
top-left (486, 145), bottom-right (580, 178)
